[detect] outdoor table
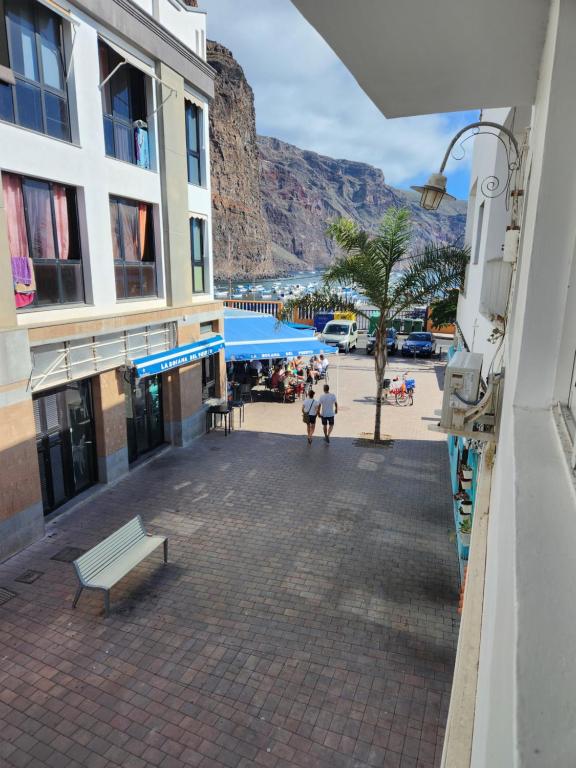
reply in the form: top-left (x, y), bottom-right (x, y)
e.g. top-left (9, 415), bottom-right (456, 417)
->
top-left (205, 398), bottom-right (233, 436)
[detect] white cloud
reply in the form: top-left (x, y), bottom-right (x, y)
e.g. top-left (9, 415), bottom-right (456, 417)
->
top-left (204, 0), bottom-right (475, 189)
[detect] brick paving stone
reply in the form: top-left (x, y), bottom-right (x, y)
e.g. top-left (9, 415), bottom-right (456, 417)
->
top-left (0, 354), bottom-right (459, 767)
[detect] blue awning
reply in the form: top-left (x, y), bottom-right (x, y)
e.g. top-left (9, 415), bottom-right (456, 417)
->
top-left (132, 335), bottom-right (224, 377)
top-left (224, 309), bottom-right (337, 361)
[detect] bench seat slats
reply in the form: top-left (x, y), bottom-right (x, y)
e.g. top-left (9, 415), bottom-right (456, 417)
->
top-left (71, 516), bottom-right (168, 615)
top-left (80, 535), bottom-right (166, 589)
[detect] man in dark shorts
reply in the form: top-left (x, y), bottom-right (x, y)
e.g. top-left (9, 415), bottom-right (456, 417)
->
top-left (318, 384), bottom-right (338, 443)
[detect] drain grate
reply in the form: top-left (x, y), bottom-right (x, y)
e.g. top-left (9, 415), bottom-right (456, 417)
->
top-left (15, 570), bottom-right (43, 584)
top-left (0, 588), bottom-right (17, 606)
top-left (50, 547), bottom-right (86, 563)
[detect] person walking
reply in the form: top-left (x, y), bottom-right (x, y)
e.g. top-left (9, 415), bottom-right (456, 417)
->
top-left (302, 388), bottom-right (320, 444)
top-left (318, 384), bottom-right (338, 443)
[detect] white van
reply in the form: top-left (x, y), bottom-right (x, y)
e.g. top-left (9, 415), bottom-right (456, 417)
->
top-left (320, 319), bottom-right (358, 353)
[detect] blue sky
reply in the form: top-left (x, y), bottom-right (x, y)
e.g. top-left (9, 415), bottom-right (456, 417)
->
top-left (205, 0), bottom-right (476, 200)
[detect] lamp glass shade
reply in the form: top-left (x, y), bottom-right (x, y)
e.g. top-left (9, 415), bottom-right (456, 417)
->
top-left (411, 173), bottom-right (455, 210)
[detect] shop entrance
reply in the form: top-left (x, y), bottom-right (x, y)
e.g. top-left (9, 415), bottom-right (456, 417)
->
top-left (125, 374), bottom-right (164, 463)
top-left (34, 380), bottom-right (97, 515)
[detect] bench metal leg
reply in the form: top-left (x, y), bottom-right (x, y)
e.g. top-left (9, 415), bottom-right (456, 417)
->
top-left (72, 585), bottom-right (83, 609)
top-left (163, 538), bottom-right (168, 563)
top-left (104, 591), bottom-right (110, 617)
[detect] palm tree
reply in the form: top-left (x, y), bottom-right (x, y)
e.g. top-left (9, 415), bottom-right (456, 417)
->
top-left (282, 207), bottom-right (469, 442)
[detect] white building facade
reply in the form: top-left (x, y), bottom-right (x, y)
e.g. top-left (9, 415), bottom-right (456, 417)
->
top-left (0, 0), bottom-right (224, 559)
top-left (291, 0), bottom-right (576, 764)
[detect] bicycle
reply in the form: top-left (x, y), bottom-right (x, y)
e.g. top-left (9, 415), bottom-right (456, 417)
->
top-left (389, 375), bottom-right (415, 406)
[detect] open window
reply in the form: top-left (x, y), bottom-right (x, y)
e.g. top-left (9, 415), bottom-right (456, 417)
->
top-left (98, 38), bottom-right (149, 167)
top-left (110, 195), bottom-right (156, 300)
top-left (3, 171), bottom-right (83, 308)
top-left (0, 0), bottom-right (71, 140)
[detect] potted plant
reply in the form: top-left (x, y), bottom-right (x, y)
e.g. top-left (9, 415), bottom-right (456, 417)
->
top-left (459, 498), bottom-right (472, 522)
top-left (460, 516), bottom-right (472, 548)
top-left (461, 464), bottom-right (473, 481)
top-left (461, 476), bottom-right (472, 490)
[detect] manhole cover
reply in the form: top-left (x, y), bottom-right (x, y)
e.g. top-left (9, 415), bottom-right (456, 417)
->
top-left (15, 570), bottom-right (43, 584)
top-left (0, 588), bottom-right (17, 606)
top-left (50, 547), bottom-right (86, 563)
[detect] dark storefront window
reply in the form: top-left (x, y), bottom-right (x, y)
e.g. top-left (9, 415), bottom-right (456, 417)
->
top-left (110, 196), bottom-right (156, 299)
top-left (202, 355), bottom-right (216, 401)
top-left (190, 216), bottom-right (205, 293)
top-left (3, 172), bottom-right (83, 309)
top-left (125, 374), bottom-right (164, 463)
top-left (1, 0), bottom-right (70, 140)
top-left (98, 39), bottom-right (148, 166)
top-left (34, 380), bottom-right (97, 515)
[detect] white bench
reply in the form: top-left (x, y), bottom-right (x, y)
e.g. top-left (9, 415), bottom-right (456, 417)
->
top-left (72, 516), bottom-right (168, 616)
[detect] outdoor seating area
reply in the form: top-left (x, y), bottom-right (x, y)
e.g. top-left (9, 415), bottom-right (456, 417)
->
top-left (227, 354), bottom-right (330, 404)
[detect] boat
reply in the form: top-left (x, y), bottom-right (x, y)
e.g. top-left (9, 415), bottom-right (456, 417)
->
top-left (215, 290), bottom-right (229, 298)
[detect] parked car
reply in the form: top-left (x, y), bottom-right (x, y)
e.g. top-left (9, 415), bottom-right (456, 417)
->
top-left (366, 328), bottom-right (398, 355)
top-left (320, 320), bottom-right (358, 353)
top-left (401, 332), bottom-right (437, 357)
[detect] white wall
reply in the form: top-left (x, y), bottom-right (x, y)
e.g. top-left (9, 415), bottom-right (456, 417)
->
top-left (157, 1), bottom-right (207, 60)
top-left (457, 107), bottom-right (515, 378)
top-left (470, 1), bottom-right (576, 764)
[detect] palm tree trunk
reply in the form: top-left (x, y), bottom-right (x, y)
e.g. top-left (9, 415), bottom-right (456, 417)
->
top-left (373, 324), bottom-right (388, 442)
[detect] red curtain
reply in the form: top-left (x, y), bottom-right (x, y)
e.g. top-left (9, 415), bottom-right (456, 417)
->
top-left (138, 203), bottom-right (147, 260)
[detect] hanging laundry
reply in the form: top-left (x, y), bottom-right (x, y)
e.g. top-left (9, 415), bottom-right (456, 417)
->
top-left (134, 121), bottom-right (150, 169)
top-left (11, 255), bottom-right (36, 307)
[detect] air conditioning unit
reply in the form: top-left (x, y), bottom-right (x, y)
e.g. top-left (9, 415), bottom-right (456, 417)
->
top-left (440, 351), bottom-right (483, 430)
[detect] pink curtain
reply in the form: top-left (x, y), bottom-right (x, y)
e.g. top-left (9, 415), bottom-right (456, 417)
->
top-left (2, 173), bottom-right (29, 259)
top-left (138, 203), bottom-right (147, 260)
top-left (53, 185), bottom-right (69, 259)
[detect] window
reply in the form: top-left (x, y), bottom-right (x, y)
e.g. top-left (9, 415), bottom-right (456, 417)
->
top-left (200, 322), bottom-right (213, 335)
top-left (190, 217), bottom-right (205, 293)
top-left (202, 355), bottom-right (216, 400)
top-left (109, 196), bottom-right (156, 300)
top-left (3, 171), bottom-right (83, 308)
top-left (0, 0), bottom-right (70, 140)
top-left (473, 201), bottom-right (485, 265)
top-left (98, 39), bottom-right (148, 166)
top-left (185, 101), bottom-right (202, 185)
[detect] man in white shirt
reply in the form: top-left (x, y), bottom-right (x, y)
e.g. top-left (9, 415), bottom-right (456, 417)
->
top-left (318, 384), bottom-right (338, 443)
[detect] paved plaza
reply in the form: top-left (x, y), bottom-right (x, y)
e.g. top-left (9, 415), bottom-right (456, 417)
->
top-left (0, 353), bottom-right (460, 768)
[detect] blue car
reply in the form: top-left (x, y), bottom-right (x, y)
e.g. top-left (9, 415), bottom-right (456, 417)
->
top-left (401, 332), bottom-right (437, 358)
top-left (366, 328), bottom-right (398, 355)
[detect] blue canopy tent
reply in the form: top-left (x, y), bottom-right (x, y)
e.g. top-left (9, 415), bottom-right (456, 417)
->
top-left (224, 309), bottom-right (338, 361)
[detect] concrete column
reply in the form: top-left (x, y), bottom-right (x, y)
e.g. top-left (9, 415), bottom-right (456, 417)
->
top-left (92, 369), bottom-right (129, 483)
top-left (157, 63), bottom-right (193, 308)
top-left (0, 330), bottom-right (43, 561)
top-left (163, 362), bottom-right (204, 446)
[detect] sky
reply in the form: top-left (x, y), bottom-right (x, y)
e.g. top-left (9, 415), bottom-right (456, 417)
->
top-left (204, 0), bottom-right (477, 201)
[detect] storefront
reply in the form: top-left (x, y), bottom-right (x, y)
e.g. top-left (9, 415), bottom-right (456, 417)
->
top-left (33, 379), bottom-right (97, 514)
top-left (124, 373), bottom-right (164, 464)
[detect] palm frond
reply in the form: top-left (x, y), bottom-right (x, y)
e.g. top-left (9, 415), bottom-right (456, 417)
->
top-left (389, 243), bottom-right (469, 317)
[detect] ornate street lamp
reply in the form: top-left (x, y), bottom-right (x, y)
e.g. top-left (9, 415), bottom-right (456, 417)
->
top-left (412, 121), bottom-right (521, 210)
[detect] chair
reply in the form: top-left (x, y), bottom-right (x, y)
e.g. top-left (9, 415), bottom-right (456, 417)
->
top-left (231, 398), bottom-right (245, 426)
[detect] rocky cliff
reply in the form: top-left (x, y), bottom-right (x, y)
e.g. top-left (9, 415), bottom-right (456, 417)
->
top-left (208, 43), bottom-right (467, 278)
top-left (258, 136), bottom-right (468, 273)
top-left (207, 41), bottom-right (273, 278)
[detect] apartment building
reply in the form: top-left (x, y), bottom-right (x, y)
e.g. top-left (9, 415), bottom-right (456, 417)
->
top-left (292, 0), bottom-right (576, 764)
top-left (0, 0), bottom-right (224, 560)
